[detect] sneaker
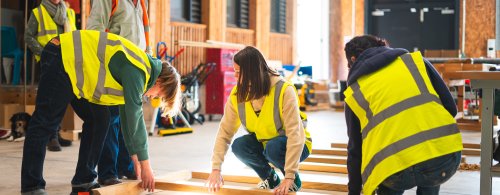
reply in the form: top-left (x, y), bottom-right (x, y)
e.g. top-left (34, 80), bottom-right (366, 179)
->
top-left (0, 130), bottom-right (11, 139)
top-left (288, 173), bottom-right (302, 192)
top-left (47, 137), bottom-right (61, 152)
top-left (21, 189), bottom-right (48, 195)
top-left (118, 171), bottom-right (137, 180)
top-left (257, 169), bottom-right (281, 189)
top-left (98, 177), bottom-right (122, 186)
top-left (58, 133), bottom-right (72, 147)
top-left (70, 182), bottom-right (100, 195)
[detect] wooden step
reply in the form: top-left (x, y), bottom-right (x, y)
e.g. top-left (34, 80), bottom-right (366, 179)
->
top-left (191, 171), bottom-right (348, 192)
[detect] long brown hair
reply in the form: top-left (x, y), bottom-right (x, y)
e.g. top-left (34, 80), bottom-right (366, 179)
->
top-left (158, 61), bottom-right (182, 116)
top-left (233, 46), bottom-right (279, 103)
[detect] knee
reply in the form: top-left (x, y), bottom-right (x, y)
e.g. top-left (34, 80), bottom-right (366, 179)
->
top-left (264, 137), bottom-right (286, 160)
top-left (231, 136), bottom-right (247, 156)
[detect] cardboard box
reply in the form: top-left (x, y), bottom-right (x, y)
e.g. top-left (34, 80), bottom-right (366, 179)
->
top-left (25, 105), bottom-right (36, 115)
top-left (0, 104), bottom-right (24, 128)
top-left (61, 106), bottom-right (83, 130)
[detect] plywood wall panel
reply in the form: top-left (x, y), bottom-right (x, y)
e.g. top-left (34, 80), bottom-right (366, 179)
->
top-left (462, 0), bottom-right (495, 58)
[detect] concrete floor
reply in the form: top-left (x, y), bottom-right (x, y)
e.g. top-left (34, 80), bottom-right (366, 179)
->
top-left (0, 110), bottom-right (499, 194)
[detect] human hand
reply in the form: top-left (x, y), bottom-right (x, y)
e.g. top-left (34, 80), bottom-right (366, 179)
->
top-left (140, 160), bottom-right (155, 192)
top-left (206, 169), bottom-right (224, 193)
top-left (131, 155), bottom-right (142, 179)
top-left (273, 178), bottom-right (293, 195)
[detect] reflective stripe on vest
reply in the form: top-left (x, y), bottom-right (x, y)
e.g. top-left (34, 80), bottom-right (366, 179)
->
top-left (34, 5), bottom-right (77, 61)
top-left (344, 52), bottom-right (462, 195)
top-left (63, 30), bottom-right (151, 105)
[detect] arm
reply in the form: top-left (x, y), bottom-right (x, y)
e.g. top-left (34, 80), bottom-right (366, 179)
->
top-left (207, 97), bottom-right (241, 192)
top-left (345, 105), bottom-right (363, 195)
top-left (424, 59), bottom-right (458, 116)
top-left (211, 97), bottom-right (241, 170)
top-left (85, 0), bottom-right (112, 31)
top-left (25, 12), bottom-right (43, 56)
top-left (282, 86), bottom-right (305, 180)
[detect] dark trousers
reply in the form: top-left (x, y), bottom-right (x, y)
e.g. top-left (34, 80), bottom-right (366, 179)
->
top-left (97, 106), bottom-right (134, 180)
top-left (231, 134), bottom-right (310, 180)
top-left (377, 151), bottom-right (461, 195)
top-left (21, 42), bottom-right (111, 192)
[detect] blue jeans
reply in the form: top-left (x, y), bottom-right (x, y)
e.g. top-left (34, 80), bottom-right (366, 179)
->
top-left (21, 41), bottom-right (111, 192)
top-left (98, 106), bottom-right (134, 180)
top-left (377, 151), bottom-right (461, 195)
top-left (231, 134), bottom-right (310, 180)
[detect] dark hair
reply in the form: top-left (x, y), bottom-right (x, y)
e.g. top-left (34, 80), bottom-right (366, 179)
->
top-left (233, 46), bottom-right (279, 103)
top-left (344, 35), bottom-right (388, 67)
top-left (158, 61), bottom-right (182, 116)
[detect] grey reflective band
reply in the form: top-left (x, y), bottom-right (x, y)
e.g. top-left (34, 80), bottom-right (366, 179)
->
top-left (36, 6), bottom-right (58, 37)
top-left (361, 93), bottom-right (442, 139)
top-left (72, 31), bottom-right (85, 98)
top-left (361, 123), bottom-right (459, 184)
top-left (351, 82), bottom-right (373, 119)
top-left (107, 39), bottom-right (151, 74)
top-left (144, 26), bottom-right (150, 32)
top-left (400, 54), bottom-right (429, 94)
top-left (273, 81), bottom-right (285, 131)
top-left (238, 102), bottom-right (246, 127)
top-left (93, 32), bottom-right (109, 99)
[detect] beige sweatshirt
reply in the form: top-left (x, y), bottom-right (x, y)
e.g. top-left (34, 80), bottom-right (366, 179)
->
top-left (211, 76), bottom-right (306, 179)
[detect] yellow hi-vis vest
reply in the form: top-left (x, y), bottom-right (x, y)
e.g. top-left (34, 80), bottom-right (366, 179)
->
top-left (231, 80), bottom-right (313, 153)
top-left (343, 52), bottom-right (463, 195)
top-left (33, 4), bottom-right (77, 61)
top-left (59, 30), bottom-right (152, 105)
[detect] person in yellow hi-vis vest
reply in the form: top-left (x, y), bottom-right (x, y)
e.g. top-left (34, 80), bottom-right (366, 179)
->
top-left (343, 35), bottom-right (462, 195)
top-left (25, 0), bottom-right (77, 62)
top-left (24, 0), bottom-right (77, 152)
top-left (21, 30), bottom-right (181, 195)
top-left (206, 46), bottom-right (312, 194)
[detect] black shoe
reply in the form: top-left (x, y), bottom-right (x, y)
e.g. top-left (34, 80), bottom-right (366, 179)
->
top-left (47, 137), bottom-right (61, 152)
top-left (118, 171), bottom-right (137, 180)
top-left (58, 133), bottom-right (72, 147)
top-left (98, 177), bottom-right (122, 186)
top-left (70, 182), bottom-right (100, 195)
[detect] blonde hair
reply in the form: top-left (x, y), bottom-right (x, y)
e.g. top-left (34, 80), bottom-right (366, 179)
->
top-left (158, 61), bottom-right (182, 117)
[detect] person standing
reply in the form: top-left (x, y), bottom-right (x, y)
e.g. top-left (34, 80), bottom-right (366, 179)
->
top-left (343, 35), bottom-right (463, 195)
top-left (25, 0), bottom-right (77, 152)
top-left (85, 0), bottom-right (151, 186)
top-left (206, 46), bottom-right (312, 194)
top-left (21, 30), bottom-right (181, 195)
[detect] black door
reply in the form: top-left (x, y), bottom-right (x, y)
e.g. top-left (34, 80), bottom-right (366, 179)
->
top-left (367, 0), bottom-right (458, 52)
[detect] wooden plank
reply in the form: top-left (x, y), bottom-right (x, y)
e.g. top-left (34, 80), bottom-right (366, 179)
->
top-left (458, 122), bottom-right (481, 131)
top-left (191, 172), bottom-right (348, 192)
top-left (299, 163), bottom-right (348, 174)
top-left (155, 181), bottom-right (275, 195)
top-left (330, 143), bottom-right (347, 149)
top-left (312, 149), bottom-right (347, 156)
top-left (463, 143), bottom-right (481, 149)
top-left (462, 149), bottom-right (481, 156)
top-left (305, 156), bottom-right (347, 165)
top-left (93, 181), bottom-right (142, 195)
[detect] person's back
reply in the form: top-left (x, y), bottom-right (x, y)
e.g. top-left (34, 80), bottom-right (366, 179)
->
top-left (343, 35), bottom-right (463, 195)
top-left (85, 0), bottom-right (150, 186)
